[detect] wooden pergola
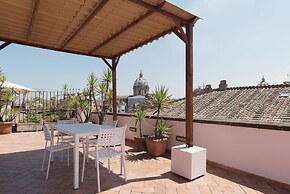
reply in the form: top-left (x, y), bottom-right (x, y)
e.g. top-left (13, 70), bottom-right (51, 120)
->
top-left (0, 0), bottom-right (199, 147)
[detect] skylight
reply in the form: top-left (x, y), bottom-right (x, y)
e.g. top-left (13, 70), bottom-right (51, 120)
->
top-left (279, 91), bottom-right (290, 97)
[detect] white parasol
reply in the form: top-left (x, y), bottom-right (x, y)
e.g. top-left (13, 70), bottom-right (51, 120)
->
top-left (1, 81), bottom-right (34, 93)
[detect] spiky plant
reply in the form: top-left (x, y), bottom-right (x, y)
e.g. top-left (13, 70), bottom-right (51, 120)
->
top-left (133, 108), bottom-right (146, 137)
top-left (148, 85), bottom-right (172, 139)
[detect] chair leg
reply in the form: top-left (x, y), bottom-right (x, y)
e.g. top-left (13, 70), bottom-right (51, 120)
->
top-left (60, 134), bottom-right (64, 162)
top-left (82, 139), bottom-right (87, 164)
top-left (41, 149), bottom-right (46, 172)
top-left (122, 154), bottom-right (127, 182)
top-left (96, 158), bottom-right (100, 193)
top-left (86, 140), bottom-right (90, 164)
top-left (60, 150), bottom-right (63, 163)
top-left (67, 149), bottom-right (69, 166)
top-left (46, 152), bottom-right (52, 179)
top-left (108, 158), bottom-right (110, 173)
top-left (94, 146), bottom-right (97, 168)
top-left (120, 156), bottom-right (122, 175)
top-left (81, 146), bottom-right (86, 182)
top-left (56, 133), bottom-right (60, 145)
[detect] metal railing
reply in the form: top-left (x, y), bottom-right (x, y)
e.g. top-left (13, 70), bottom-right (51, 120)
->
top-left (12, 89), bottom-right (80, 123)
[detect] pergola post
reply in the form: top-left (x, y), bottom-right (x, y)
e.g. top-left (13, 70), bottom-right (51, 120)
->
top-left (185, 22), bottom-right (194, 147)
top-left (101, 57), bottom-right (120, 121)
top-left (112, 58), bottom-right (117, 121)
top-left (172, 23), bottom-right (206, 181)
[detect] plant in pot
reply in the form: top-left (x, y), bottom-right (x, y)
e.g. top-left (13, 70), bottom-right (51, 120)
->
top-left (145, 85), bottom-right (172, 157)
top-left (0, 68), bottom-right (18, 134)
top-left (133, 107), bottom-right (147, 151)
top-left (88, 69), bottom-right (113, 124)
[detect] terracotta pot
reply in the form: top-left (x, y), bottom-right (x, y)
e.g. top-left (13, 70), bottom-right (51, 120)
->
top-left (0, 122), bottom-right (13, 135)
top-left (145, 137), bottom-right (168, 157)
top-left (134, 136), bottom-right (147, 151)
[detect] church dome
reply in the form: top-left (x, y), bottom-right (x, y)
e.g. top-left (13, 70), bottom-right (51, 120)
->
top-left (133, 71), bottom-right (149, 96)
top-left (134, 72), bottom-right (149, 87)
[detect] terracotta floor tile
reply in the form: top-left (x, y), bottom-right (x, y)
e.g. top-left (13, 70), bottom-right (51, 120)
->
top-left (0, 132), bottom-right (289, 194)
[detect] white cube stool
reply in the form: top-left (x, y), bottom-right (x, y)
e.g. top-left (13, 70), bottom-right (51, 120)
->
top-left (171, 145), bottom-right (206, 180)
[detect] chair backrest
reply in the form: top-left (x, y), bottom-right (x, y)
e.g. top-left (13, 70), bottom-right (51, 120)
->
top-left (57, 119), bottom-right (79, 124)
top-left (42, 125), bottom-right (52, 141)
top-left (103, 119), bottom-right (118, 127)
top-left (97, 125), bottom-right (127, 147)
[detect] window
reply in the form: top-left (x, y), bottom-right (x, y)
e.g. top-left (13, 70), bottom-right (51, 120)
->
top-left (279, 91), bottom-right (290, 97)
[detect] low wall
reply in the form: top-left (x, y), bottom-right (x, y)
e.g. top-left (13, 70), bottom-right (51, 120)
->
top-left (16, 123), bottom-right (43, 132)
top-left (113, 114), bottom-right (290, 186)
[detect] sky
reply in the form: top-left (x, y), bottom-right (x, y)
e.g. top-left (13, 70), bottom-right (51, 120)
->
top-left (1, 0), bottom-right (290, 99)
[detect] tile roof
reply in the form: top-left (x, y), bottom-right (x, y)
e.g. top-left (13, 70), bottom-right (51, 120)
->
top-left (154, 84), bottom-right (290, 125)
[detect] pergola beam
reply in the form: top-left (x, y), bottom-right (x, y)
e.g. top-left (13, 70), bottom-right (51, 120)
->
top-left (27, 0), bottom-right (40, 42)
top-left (102, 58), bottom-right (112, 70)
top-left (129, 0), bottom-right (188, 24)
top-left (0, 42), bottom-right (11, 50)
top-left (60, 0), bottom-right (109, 49)
top-left (89, 1), bottom-right (165, 55)
top-left (0, 37), bottom-right (111, 59)
top-left (173, 20), bottom-right (188, 44)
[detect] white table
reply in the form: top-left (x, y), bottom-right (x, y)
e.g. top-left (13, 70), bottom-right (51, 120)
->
top-left (52, 123), bottom-right (110, 189)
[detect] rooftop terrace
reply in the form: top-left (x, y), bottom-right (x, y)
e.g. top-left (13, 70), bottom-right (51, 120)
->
top-left (1, 131), bottom-right (289, 194)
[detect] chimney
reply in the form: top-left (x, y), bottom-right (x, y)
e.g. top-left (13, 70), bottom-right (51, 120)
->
top-left (204, 84), bottom-right (213, 93)
top-left (218, 80), bottom-right (227, 91)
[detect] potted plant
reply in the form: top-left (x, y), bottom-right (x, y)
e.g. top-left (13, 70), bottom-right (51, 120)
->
top-left (0, 68), bottom-right (18, 134)
top-left (85, 70), bottom-right (113, 124)
top-left (133, 108), bottom-right (147, 151)
top-left (145, 85), bottom-right (172, 156)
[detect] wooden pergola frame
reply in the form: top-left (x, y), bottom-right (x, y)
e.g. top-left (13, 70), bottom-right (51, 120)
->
top-left (0, 0), bottom-right (199, 147)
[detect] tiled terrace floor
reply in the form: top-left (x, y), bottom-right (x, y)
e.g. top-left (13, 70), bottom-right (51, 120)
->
top-left (0, 131), bottom-right (289, 194)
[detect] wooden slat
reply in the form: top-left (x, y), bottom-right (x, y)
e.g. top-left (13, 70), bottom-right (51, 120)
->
top-left (88, 1), bottom-right (166, 54)
top-left (112, 26), bottom-right (176, 58)
top-left (60, 0), bottom-right (109, 49)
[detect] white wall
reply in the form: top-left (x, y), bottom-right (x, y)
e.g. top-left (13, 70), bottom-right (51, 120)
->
top-left (114, 114), bottom-right (290, 185)
top-left (194, 123), bottom-right (290, 186)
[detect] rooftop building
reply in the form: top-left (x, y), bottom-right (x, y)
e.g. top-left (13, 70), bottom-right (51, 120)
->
top-left (133, 71), bottom-right (149, 96)
top-left (257, 76), bottom-right (270, 86)
top-left (156, 82), bottom-right (290, 125)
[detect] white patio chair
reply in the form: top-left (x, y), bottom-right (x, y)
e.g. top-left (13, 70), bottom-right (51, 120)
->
top-left (103, 119), bottom-right (118, 127)
top-left (81, 125), bottom-right (127, 193)
top-left (56, 119), bottom-right (79, 144)
top-left (84, 120), bottom-right (118, 162)
top-left (41, 124), bottom-right (73, 179)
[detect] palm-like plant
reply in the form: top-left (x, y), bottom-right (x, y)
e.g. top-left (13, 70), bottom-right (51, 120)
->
top-left (133, 108), bottom-right (146, 137)
top-left (96, 69), bottom-right (113, 124)
top-left (86, 69), bottom-right (113, 124)
top-left (148, 85), bottom-right (172, 139)
top-left (0, 68), bottom-right (18, 122)
top-left (66, 89), bottom-right (90, 123)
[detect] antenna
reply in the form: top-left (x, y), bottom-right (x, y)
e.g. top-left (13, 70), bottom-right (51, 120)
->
top-left (287, 73), bottom-right (289, 81)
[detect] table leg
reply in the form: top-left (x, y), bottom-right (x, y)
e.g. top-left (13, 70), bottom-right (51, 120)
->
top-left (73, 135), bottom-right (79, 189)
